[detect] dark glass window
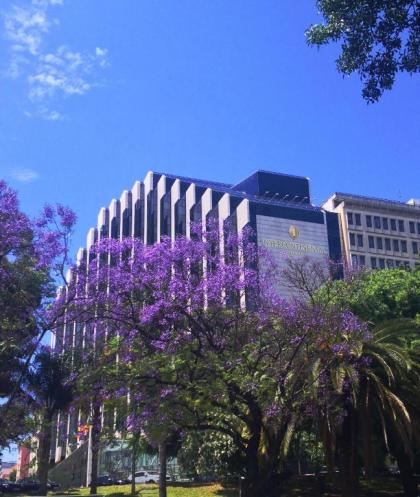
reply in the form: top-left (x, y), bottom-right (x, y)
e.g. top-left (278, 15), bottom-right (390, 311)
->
top-left (395, 260), bottom-right (401, 267)
top-left (376, 237), bottom-right (383, 250)
top-left (401, 240), bottom-right (407, 252)
top-left (371, 257), bottom-right (377, 269)
top-left (110, 217), bottom-right (119, 239)
top-left (404, 262), bottom-right (410, 270)
top-left (374, 216), bottom-right (381, 229)
top-left (359, 255), bottom-right (366, 266)
top-left (413, 241), bottom-right (418, 254)
top-left (385, 238), bottom-right (391, 251)
top-left (349, 233), bottom-right (355, 246)
top-left (417, 222), bottom-right (420, 235)
top-left (160, 192), bottom-right (171, 236)
top-left (379, 258), bottom-right (385, 269)
top-left (393, 239), bottom-right (399, 251)
top-left (355, 213), bottom-right (361, 226)
top-left (390, 219), bottom-right (397, 230)
top-left (357, 234), bottom-right (363, 247)
top-left (175, 197), bottom-right (186, 236)
top-left (368, 236), bottom-right (375, 249)
top-left (366, 215), bottom-right (372, 228)
top-left (122, 209), bottom-right (131, 237)
top-left (387, 259), bottom-right (394, 268)
top-left (133, 199), bottom-right (144, 239)
top-left (147, 190), bottom-right (158, 245)
top-left (398, 220), bottom-right (405, 232)
top-left (382, 218), bottom-right (389, 230)
top-left (351, 254), bottom-right (358, 266)
top-left (409, 221), bottom-right (415, 234)
top-left (347, 212), bottom-right (353, 225)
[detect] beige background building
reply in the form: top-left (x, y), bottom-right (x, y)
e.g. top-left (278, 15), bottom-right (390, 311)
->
top-left (323, 193), bottom-right (420, 270)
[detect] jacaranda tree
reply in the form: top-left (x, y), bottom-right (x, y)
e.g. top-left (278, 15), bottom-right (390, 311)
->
top-left (61, 224), bottom-right (370, 497)
top-left (0, 180), bottom-right (76, 448)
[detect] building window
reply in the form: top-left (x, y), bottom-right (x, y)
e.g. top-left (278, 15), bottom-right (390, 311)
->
top-left (366, 215), bottom-right (372, 228)
top-left (382, 218), bottom-right (389, 230)
top-left (398, 219), bottom-right (405, 232)
top-left (368, 236), bottom-right (375, 249)
top-left (357, 234), bottom-right (363, 247)
top-left (379, 258), bottom-right (385, 269)
top-left (376, 237), bottom-right (383, 250)
top-left (371, 257), bottom-right (377, 269)
top-left (374, 216), bottom-right (381, 229)
top-left (391, 219), bottom-right (397, 231)
top-left (387, 259), bottom-right (394, 268)
top-left (351, 254), bottom-right (358, 266)
top-left (393, 239), bottom-right (399, 251)
top-left (401, 240), bottom-right (407, 252)
top-left (417, 222), bottom-right (420, 235)
top-left (359, 255), bottom-right (366, 266)
top-left (349, 233), bottom-right (355, 246)
top-left (355, 213), bottom-right (361, 226)
top-left (385, 238), bottom-right (391, 251)
top-left (413, 241), bottom-right (418, 254)
top-left (347, 212), bottom-right (353, 225)
top-left (409, 221), bottom-right (415, 234)
top-left (404, 261), bottom-right (410, 270)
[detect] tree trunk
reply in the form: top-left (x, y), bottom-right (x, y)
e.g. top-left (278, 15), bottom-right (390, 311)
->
top-left (241, 431), bottom-right (280, 497)
top-left (158, 440), bottom-right (167, 497)
top-left (89, 403), bottom-right (101, 495)
top-left (131, 439), bottom-right (137, 496)
top-left (338, 402), bottom-right (359, 497)
top-left (241, 474), bottom-right (278, 497)
top-left (37, 410), bottom-right (53, 496)
top-left (394, 448), bottom-right (418, 497)
top-left (360, 378), bottom-right (374, 478)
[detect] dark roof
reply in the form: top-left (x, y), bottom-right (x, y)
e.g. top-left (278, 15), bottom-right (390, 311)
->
top-left (154, 171), bottom-right (321, 212)
top-left (154, 172), bottom-right (232, 190)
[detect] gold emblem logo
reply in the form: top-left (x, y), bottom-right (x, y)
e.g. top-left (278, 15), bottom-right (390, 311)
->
top-left (288, 225), bottom-right (299, 240)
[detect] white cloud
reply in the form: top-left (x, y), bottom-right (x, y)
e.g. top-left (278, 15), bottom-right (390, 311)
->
top-left (2, 0), bottom-right (109, 119)
top-left (4, 5), bottom-right (49, 56)
top-left (9, 168), bottom-right (40, 182)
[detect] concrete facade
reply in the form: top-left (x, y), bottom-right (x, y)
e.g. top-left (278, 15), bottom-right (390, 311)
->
top-left (323, 193), bottom-right (420, 270)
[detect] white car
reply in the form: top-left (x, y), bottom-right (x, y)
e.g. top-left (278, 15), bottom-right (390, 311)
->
top-left (131, 471), bottom-right (160, 483)
top-left (130, 471), bottom-right (171, 483)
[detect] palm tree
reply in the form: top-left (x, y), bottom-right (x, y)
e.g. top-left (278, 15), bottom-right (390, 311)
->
top-left (27, 350), bottom-right (74, 496)
top-left (358, 320), bottom-right (420, 496)
top-left (316, 319), bottom-right (420, 497)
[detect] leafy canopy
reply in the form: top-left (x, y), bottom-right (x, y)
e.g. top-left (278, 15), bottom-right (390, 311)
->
top-left (306, 1), bottom-right (420, 102)
top-left (316, 267), bottom-right (420, 324)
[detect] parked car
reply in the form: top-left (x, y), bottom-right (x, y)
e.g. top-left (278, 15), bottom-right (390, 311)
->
top-left (112, 474), bottom-right (130, 485)
top-left (129, 471), bottom-right (171, 484)
top-left (96, 475), bottom-right (116, 486)
top-left (17, 477), bottom-right (59, 491)
top-left (0, 479), bottom-right (21, 493)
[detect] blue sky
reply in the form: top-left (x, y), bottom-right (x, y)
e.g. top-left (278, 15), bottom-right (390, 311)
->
top-left (1, 0), bottom-right (419, 255)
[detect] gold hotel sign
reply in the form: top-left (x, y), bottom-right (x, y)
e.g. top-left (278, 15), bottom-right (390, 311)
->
top-left (260, 225), bottom-right (328, 255)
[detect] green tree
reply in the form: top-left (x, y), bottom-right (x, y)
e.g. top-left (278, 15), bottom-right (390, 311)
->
top-left (316, 267), bottom-right (420, 323)
top-left (306, 1), bottom-right (420, 102)
top-left (27, 350), bottom-right (74, 496)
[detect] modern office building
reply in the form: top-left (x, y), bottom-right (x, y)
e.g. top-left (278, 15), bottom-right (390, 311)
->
top-left (48, 169), bottom-right (341, 484)
top-left (323, 193), bottom-right (420, 270)
top-left (64, 169), bottom-right (342, 304)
